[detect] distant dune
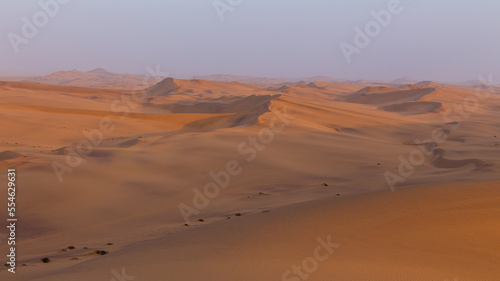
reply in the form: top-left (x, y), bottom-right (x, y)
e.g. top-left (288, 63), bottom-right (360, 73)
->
top-left (0, 68), bottom-right (166, 89)
top-left (391, 76), bottom-right (419, 85)
top-left (193, 74), bottom-right (359, 86)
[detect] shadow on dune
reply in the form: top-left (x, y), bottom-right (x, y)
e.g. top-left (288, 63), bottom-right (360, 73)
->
top-left (431, 149), bottom-right (487, 169)
top-left (343, 87), bottom-right (436, 106)
top-left (342, 86), bottom-right (442, 115)
top-left (142, 94), bottom-right (281, 114)
top-left (0, 150), bottom-right (23, 162)
top-left (380, 101), bottom-right (442, 115)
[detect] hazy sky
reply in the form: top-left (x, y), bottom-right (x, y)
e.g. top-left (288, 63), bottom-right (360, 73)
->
top-left (1, 0), bottom-right (499, 82)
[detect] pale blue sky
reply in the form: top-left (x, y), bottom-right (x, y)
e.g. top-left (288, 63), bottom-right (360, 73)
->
top-left (1, 0), bottom-right (499, 82)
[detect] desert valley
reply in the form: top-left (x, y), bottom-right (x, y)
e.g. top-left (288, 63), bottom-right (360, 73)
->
top-left (0, 69), bottom-right (499, 280)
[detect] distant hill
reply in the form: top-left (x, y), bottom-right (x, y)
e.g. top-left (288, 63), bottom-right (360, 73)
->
top-left (192, 74), bottom-right (359, 86)
top-left (0, 68), bottom-right (166, 89)
top-left (391, 77), bottom-right (419, 85)
top-left (192, 74), bottom-right (294, 86)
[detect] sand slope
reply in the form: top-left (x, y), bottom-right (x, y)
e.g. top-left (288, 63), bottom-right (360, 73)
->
top-left (30, 181), bottom-right (500, 281)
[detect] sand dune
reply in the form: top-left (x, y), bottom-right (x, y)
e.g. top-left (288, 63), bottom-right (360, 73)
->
top-left (30, 181), bottom-right (500, 281)
top-left (0, 77), bottom-right (499, 280)
top-left (145, 77), bottom-right (181, 96)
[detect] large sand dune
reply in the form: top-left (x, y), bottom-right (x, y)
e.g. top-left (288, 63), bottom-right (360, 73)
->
top-left (31, 181), bottom-right (500, 281)
top-left (0, 78), bottom-right (499, 280)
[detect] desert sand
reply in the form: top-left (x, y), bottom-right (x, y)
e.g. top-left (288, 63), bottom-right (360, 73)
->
top-left (0, 77), bottom-right (499, 280)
